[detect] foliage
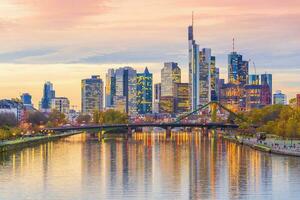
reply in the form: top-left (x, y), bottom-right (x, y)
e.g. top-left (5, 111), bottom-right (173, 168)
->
top-left (27, 111), bottom-right (48, 126)
top-left (46, 109), bottom-right (66, 127)
top-left (76, 114), bottom-right (91, 124)
top-left (92, 109), bottom-right (128, 124)
top-left (237, 105), bottom-right (300, 138)
top-left (0, 113), bottom-right (18, 127)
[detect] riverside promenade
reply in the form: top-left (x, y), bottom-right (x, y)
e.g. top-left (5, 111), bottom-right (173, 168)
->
top-left (0, 131), bottom-right (79, 153)
top-left (224, 135), bottom-right (300, 157)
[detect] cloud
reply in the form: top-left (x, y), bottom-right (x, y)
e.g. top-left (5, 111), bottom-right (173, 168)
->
top-left (0, 48), bottom-right (57, 63)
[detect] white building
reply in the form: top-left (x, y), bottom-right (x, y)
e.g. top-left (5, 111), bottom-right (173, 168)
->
top-left (51, 97), bottom-right (70, 114)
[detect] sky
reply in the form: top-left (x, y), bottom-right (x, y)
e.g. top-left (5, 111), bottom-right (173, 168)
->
top-left (0, 0), bottom-right (299, 108)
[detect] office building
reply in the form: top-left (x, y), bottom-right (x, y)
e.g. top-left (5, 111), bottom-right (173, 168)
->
top-left (137, 67), bottom-right (153, 114)
top-left (105, 69), bottom-right (116, 108)
top-left (174, 83), bottom-right (190, 113)
top-left (40, 81), bottom-right (55, 112)
top-left (81, 75), bottom-right (104, 114)
top-left (115, 67), bottom-right (137, 115)
top-left (273, 90), bottom-right (286, 105)
top-left (199, 48), bottom-right (212, 106)
top-left (0, 99), bottom-right (25, 122)
top-left (51, 97), bottom-right (70, 114)
top-left (153, 83), bottom-right (161, 113)
top-left (228, 51), bottom-right (248, 85)
top-left (161, 62), bottom-right (181, 97)
top-left (249, 75), bottom-right (260, 85)
top-left (261, 73), bottom-right (272, 103)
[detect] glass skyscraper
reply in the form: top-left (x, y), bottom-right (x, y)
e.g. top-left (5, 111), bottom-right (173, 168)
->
top-left (261, 73), bottom-right (272, 101)
top-left (137, 67), bottom-right (153, 114)
top-left (105, 69), bottom-right (116, 108)
top-left (188, 21), bottom-right (200, 111)
top-left (81, 75), bottom-right (103, 114)
top-left (114, 67), bottom-right (137, 115)
top-left (228, 52), bottom-right (248, 85)
top-left (199, 48), bottom-right (212, 106)
top-left (249, 74), bottom-right (260, 85)
top-left (161, 62), bottom-right (181, 97)
top-left (40, 81), bottom-right (55, 111)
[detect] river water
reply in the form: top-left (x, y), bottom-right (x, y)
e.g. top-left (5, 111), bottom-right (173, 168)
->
top-left (0, 132), bottom-right (300, 200)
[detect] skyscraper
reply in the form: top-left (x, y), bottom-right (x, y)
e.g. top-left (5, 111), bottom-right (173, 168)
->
top-left (114, 67), bottom-right (137, 115)
top-left (105, 69), bottom-right (116, 108)
top-left (40, 81), bottom-right (55, 112)
top-left (81, 75), bottom-right (104, 114)
top-left (210, 56), bottom-right (219, 101)
top-left (188, 16), bottom-right (200, 111)
top-left (228, 50), bottom-right (248, 85)
top-left (249, 74), bottom-right (260, 85)
top-left (137, 67), bottom-right (153, 114)
top-left (261, 73), bottom-right (272, 104)
top-left (160, 62), bottom-right (181, 114)
top-left (174, 83), bottom-right (190, 113)
top-left (153, 83), bottom-right (161, 113)
top-left (199, 48), bottom-right (212, 106)
top-left (161, 62), bottom-right (181, 97)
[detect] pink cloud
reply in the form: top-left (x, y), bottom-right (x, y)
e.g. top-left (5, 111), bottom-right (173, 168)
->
top-left (15, 0), bottom-right (110, 26)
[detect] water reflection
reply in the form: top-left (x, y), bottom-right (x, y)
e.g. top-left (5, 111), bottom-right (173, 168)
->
top-left (0, 132), bottom-right (300, 199)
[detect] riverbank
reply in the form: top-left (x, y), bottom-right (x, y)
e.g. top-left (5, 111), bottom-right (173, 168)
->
top-left (0, 131), bottom-right (80, 153)
top-left (223, 135), bottom-right (300, 157)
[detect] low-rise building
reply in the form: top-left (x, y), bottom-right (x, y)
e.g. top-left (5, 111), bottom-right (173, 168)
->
top-left (0, 99), bottom-right (25, 122)
top-left (273, 90), bottom-right (286, 105)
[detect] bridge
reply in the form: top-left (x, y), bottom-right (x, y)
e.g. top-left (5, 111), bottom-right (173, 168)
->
top-left (41, 101), bottom-right (252, 137)
top-left (42, 122), bottom-right (239, 136)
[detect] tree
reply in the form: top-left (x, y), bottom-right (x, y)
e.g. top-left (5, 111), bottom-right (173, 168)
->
top-left (0, 113), bottom-right (18, 127)
top-left (27, 111), bottom-right (48, 126)
top-left (77, 114), bottom-right (91, 124)
top-left (47, 109), bottom-right (66, 127)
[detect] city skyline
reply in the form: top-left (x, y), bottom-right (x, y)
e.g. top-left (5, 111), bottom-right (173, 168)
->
top-left (0, 0), bottom-right (300, 107)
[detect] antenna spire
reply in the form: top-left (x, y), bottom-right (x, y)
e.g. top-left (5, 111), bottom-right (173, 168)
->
top-left (192, 11), bottom-right (194, 27)
top-left (232, 37), bottom-right (235, 52)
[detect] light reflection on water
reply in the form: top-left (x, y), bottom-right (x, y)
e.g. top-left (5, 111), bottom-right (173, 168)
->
top-left (0, 132), bottom-right (300, 200)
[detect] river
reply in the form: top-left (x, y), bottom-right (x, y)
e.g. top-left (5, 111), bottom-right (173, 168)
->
top-left (0, 132), bottom-right (300, 200)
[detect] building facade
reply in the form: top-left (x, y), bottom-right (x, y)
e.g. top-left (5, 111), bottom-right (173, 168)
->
top-left (228, 52), bottom-right (248, 85)
top-left (137, 67), bottom-right (153, 114)
top-left (0, 99), bottom-right (25, 122)
top-left (81, 75), bottom-right (104, 114)
top-left (51, 97), bottom-right (70, 114)
top-left (105, 69), bottom-right (116, 108)
top-left (115, 67), bottom-right (137, 115)
top-left (174, 83), bottom-right (190, 113)
top-left (273, 90), bottom-right (286, 105)
top-left (40, 81), bottom-right (55, 112)
top-left (153, 83), bottom-right (161, 114)
top-left (161, 62), bottom-right (181, 97)
top-left (249, 75), bottom-right (260, 85)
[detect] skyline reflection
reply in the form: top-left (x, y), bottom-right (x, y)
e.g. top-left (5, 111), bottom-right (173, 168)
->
top-left (0, 132), bottom-right (300, 199)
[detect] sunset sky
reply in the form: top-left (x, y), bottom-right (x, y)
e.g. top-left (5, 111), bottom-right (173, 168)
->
top-left (0, 0), bottom-right (299, 108)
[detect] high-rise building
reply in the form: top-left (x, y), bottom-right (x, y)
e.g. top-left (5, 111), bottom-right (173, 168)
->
top-left (51, 97), bottom-right (70, 114)
top-left (244, 85), bottom-right (263, 111)
top-left (105, 69), bottom-right (116, 108)
top-left (249, 75), bottom-right (260, 85)
top-left (174, 83), bottom-right (190, 113)
top-left (21, 93), bottom-right (32, 105)
top-left (228, 51), bottom-right (248, 85)
top-left (137, 67), bottom-right (153, 114)
top-left (199, 48), bottom-right (212, 106)
top-left (153, 83), bottom-right (161, 113)
top-left (188, 18), bottom-right (200, 111)
top-left (161, 62), bottom-right (181, 97)
top-left (159, 96), bottom-right (175, 114)
top-left (40, 81), bottom-right (55, 112)
top-left (261, 73), bottom-right (272, 103)
top-left (115, 67), bottom-right (137, 115)
top-left (273, 90), bottom-right (286, 105)
top-left (81, 75), bottom-right (104, 114)
top-left (210, 57), bottom-right (219, 101)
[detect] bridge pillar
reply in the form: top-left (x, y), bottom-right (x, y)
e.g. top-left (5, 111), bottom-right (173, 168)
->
top-left (127, 127), bottom-right (132, 136)
top-left (166, 126), bottom-right (172, 139)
